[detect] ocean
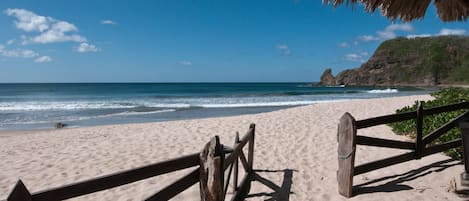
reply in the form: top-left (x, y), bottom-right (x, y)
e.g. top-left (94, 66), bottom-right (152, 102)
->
top-left (0, 83), bottom-right (430, 130)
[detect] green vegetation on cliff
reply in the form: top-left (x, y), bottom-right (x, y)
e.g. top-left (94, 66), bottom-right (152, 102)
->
top-left (320, 36), bottom-right (469, 86)
top-left (378, 36), bottom-right (469, 84)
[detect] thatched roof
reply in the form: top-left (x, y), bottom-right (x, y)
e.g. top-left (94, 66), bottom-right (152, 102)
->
top-left (323, 0), bottom-right (469, 22)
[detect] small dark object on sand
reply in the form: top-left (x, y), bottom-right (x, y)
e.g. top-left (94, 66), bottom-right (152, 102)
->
top-left (55, 122), bottom-right (66, 129)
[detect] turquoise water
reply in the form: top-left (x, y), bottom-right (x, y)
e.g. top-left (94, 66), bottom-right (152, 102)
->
top-left (0, 83), bottom-right (429, 130)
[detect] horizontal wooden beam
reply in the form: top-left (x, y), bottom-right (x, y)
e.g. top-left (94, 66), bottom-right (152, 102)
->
top-left (356, 111), bottom-right (416, 129)
top-left (356, 135), bottom-right (415, 150)
top-left (423, 139), bottom-right (462, 157)
top-left (223, 146), bottom-right (234, 153)
top-left (356, 102), bottom-right (469, 130)
top-left (144, 168), bottom-right (199, 201)
top-left (354, 152), bottom-right (415, 176)
top-left (31, 153), bottom-right (200, 201)
top-left (13, 126), bottom-right (256, 201)
top-left (423, 102), bottom-right (469, 116)
top-left (423, 111), bottom-right (469, 145)
top-left (354, 139), bottom-right (462, 176)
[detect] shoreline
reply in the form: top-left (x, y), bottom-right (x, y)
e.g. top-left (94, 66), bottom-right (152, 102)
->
top-left (0, 83), bottom-right (431, 131)
top-left (0, 105), bottom-right (298, 132)
top-left (1, 94), bottom-right (465, 201)
top-left (0, 93), bottom-right (428, 132)
top-left (315, 83), bottom-right (469, 89)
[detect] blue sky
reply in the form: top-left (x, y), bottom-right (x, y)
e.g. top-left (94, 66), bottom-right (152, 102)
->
top-left (0, 0), bottom-right (468, 83)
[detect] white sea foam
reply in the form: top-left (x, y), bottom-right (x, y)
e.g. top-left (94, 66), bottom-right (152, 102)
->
top-left (94, 109), bottom-right (177, 118)
top-left (0, 98), bottom-right (355, 112)
top-left (1, 109), bottom-right (177, 125)
top-left (0, 102), bottom-right (136, 111)
top-left (366, 88), bottom-right (399, 94)
top-left (0, 98), bottom-right (355, 111)
top-left (143, 103), bottom-right (192, 108)
top-left (199, 99), bottom-right (350, 108)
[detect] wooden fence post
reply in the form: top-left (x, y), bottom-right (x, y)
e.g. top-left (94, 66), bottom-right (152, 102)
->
top-left (460, 119), bottom-right (469, 186)
top-left (415, 101), bottom-right (424, 159)
top-left (7, 180), bottom-right (32, 201)
top-left (248, 124), bottom-right (255, 172)
top-left (232, 132), bottom-right (240, 192)
top-left (337, 112), bottom-right (357, 198)
top-left (200, 136), bottom-right (225, 201)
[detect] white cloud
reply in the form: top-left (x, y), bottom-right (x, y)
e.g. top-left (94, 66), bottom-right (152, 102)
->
top-left (0, 48), bottom-right (39, 58)
top-left (353, 26), bottom-right (465, 44)
top-left (75, 43), bottom-right (99, 53)
top-left (6, 39), bottom-right (15, 45)
top-left (385, 24), bottom-right (414, 32)
top-left (339, 42), bottom-right (350, 48)
top-left (179, 60), bottom-right (192, 65)
top-left (34, 55), bottom-right (52, 63)
top-left (344, 51), bottom-right (368, 62)
top-left (101, 20), bottom-right (116, 25)
top-left (377, 24), bottom-right (414, 40)
top-left (0, 45), bottom-right (52, 63)
top-left (51, 21), bottom-right (78, 32)
top-left (32, 31), bottom-right (86, 44)
top-left (358, 35), bottom-right (379, 42)
top-left (4, 8), bottom-right (50, 32)
top-left (377, 30), bottom-right (396, 40)
top-left (19, 35), bottom-right (28, 45)
top-left (5, 8), bottom-right (87, 44)
top-left (406, 34), bottom-right (432, 39)
top-left (276, 44), bottom-right (291, 56)
top-left (438, 28), bottom-right (466, 36)
top-left (358, 23), bottom-right (415, 43)
top-left (30, 22), bottom-right (86, 44)
top-left (277, 44), bottom-right (288, 49)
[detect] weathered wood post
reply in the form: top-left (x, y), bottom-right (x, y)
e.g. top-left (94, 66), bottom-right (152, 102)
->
top-left (232, 132), bottom-right (240, 192)
top-left (337, 112), bottom-right (357, 197)
top-left (415, 101), bottom-right (424, 159)
top-left (7, 180), bottom-right (32, 201)
top-left (248, 124), bottom-right (256, 172)
top-left (200, 136), bottom-right (225, 201)
top-left (459, 119), bottom-right (469, 186)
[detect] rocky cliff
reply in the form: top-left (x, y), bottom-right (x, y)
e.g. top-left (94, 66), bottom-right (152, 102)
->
top-left (320, 36), bottom-right (469, 86)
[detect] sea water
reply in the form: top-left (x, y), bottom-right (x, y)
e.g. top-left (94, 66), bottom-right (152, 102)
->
top-left (0, 83), bottom-right (429, 130)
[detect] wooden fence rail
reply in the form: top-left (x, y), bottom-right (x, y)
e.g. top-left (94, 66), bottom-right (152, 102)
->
top-left (6, 124), bottom-right (256, 201)
top-left (337, 101), bottom-right (469, 197)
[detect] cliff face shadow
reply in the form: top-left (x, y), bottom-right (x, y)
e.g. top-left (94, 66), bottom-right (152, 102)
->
top-left (245, 169), bottom-right (296, 201)
top-left (353, 158), bottom-right (460, 196)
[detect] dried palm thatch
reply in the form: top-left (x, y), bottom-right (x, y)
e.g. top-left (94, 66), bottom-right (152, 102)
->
top-left (323, 0), bottom-right (469, 22)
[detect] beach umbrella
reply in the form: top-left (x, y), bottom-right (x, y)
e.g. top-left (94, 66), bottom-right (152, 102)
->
top-left (323, 0), bottom-right (469, 22)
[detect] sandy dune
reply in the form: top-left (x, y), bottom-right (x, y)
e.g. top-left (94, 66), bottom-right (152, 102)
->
top-left (0, 95), bottom-right (466, 200)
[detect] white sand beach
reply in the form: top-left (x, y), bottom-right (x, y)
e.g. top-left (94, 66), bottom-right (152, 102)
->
top-left (0, 95), bottom-right (466, 201)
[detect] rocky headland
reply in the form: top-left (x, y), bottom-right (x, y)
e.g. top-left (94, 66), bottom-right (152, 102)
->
top-left (320, 36), bottom-right (469, 86)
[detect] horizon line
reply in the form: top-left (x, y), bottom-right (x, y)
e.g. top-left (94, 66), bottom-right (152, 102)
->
top-left (0, 81), bottom-right (319, 84)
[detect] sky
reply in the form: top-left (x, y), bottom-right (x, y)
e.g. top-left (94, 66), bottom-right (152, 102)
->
top-left (0, 0), bottom-right (468, 83)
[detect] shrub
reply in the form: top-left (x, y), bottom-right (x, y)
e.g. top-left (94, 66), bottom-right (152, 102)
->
top-left (390, 88), bottom-right (469, 159)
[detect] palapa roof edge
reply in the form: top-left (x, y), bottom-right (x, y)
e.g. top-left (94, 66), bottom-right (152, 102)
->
top-left (323, 0), bottom-right (469, 22)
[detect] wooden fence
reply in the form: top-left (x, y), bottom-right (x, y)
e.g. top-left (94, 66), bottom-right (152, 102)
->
top-left (337, 101), bottom-right (469, 197)
top-left (6, 124), bottom-right (256, 201)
